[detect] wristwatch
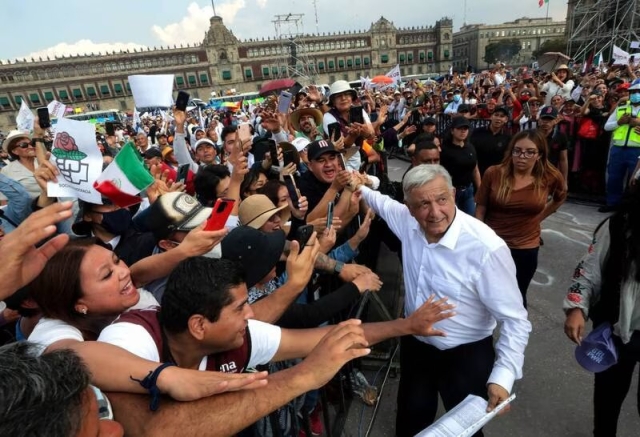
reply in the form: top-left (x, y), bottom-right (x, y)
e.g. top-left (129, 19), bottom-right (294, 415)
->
top-left (334, 261), bottom-right (345, 275)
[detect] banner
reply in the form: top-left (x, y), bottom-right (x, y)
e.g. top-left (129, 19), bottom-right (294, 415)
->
top-left (128, 74), bottom-right (175, 108)
top-left (385, 64), bottom-right (402, 85)
top-left (47, 100), bottom-right (67, 119)
top-left (612, 45), bottom-right (630, 65)
top-left (47, 118), bottom-right (104, 204)
top-left (16, 101), bottom-right (35, 132)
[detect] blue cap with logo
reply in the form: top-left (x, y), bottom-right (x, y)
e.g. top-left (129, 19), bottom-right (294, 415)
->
top-left (574, 323), bottom-right (618, 373)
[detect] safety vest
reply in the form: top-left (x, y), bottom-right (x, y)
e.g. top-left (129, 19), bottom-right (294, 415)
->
top-left (612, 104), bottom-right (640, 147)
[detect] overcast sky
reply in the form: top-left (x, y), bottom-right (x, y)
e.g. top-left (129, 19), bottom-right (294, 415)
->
top-left (1, 0), bottom-right (567, 60)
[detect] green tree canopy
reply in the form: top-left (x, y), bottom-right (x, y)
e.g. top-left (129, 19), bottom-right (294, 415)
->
top-left (483, 39), bottom-right (522, 65)
top-left (532, 38), bottom-right (568, 59)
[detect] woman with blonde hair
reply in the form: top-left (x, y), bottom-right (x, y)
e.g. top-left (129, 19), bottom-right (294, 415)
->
top-left (476, 129), bottom-right (567, 307)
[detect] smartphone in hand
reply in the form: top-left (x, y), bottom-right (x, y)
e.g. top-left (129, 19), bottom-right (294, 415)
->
top-left (204, 198), bottom-right (236, 231)
top-left (349, 106), bottom-right (365, 125)
top-left (268, 139), bottom-right (281, 166)
top-left (177, 164), bottom-right (190, 183)
top-left (278, 91), bottom-right (293, 113)
top-left (284, 174), bottom-right (300, 206)
top-left (325, 201), bottom-right (334, 230)
top-left (175, 91), bottom-right (190, 111)
top-left (282, 150), bottom-right (295, 167)
top-left (327, 122), bottom-right (341, 141)
top-left (36, 107), bottom-right (51, 129)
top-left (337, 153), bottom-right (347, 171)
top-left (295, 224), bottom-right (314, 249)
top-left (105, 122), bottom-right (115, 136)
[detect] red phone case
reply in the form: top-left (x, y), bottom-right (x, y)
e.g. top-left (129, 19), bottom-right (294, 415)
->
top-left (204, 198), bottom-right (235, 231)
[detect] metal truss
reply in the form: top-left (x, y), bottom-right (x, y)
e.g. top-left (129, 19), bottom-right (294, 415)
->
top-left (272, 13), bottom-right (318, 83)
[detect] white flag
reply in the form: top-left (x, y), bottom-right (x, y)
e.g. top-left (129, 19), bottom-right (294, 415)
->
top-left (613, 45), bottom-right (630, 65)
top-left (16, 101), bottom-right (35, 132)
top-left (385, 64), bottom-right (402, 85)
top-left (47, 100), bottom-right (67, 120)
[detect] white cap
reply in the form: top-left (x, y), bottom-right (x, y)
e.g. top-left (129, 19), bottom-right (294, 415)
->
top-left (292, 137), bottom-right (310, 152)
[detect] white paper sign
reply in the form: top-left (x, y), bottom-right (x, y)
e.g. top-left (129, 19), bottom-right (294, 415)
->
top-left (16, 101), bottom-right (35, 132)
top-left (47, 118), bottom-right (104, 204)
top-left (613, 45), bottom-right (630, 65)
top-left (128, 74), bottom-right (175, 108)
top-left (47, 100), bottom-right (66, 119)
top-left (631, 41), bottom-right (640, 50)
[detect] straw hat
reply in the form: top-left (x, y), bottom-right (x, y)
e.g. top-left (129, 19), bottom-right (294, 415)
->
top-left (238, 195), bottom-right (290, 229)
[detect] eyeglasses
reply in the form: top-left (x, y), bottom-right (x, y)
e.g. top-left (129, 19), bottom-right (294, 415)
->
top-left (512, 149), bottom-right (538, 158)
top-left (16, 141), bottom-right (34, 149)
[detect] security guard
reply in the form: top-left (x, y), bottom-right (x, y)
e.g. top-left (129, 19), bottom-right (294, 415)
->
top-left (602, 79), bottom-right (640, 212)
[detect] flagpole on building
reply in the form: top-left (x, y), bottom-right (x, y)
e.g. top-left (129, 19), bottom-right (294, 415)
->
top-left (546, 0), bottom-right (550, 23)
top-left (211, 0), bottom-right (217, 17)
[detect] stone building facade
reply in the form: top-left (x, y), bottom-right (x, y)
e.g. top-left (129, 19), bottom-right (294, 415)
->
top-left (0, 15), bottom-right (452, 131)
top-left (452, 17), bottom-right (566, 71)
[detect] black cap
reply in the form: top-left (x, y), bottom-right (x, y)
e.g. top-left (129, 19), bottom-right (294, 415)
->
top-left (457, 104), bottom-right (471, 113)
top-left (221, 227), bottom-right (286, 288)
top-left (156, 132), bottom-right (167, 139)
top-left (539, 106), bottom-right (558, 119)
top-left (423, 117), bottom-right (437, 126)
top-left (143, 148), bottom-right (162, 159)
top-left (493, 106), bottom-right (510, 116)
top-left (450, 116), bottom-right (471, 129)
top-left (306, 139), bottom-right (339, 161)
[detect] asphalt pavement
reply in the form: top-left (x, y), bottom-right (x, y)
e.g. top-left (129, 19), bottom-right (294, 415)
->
top-left (337, 159), bottom-right (640, 437)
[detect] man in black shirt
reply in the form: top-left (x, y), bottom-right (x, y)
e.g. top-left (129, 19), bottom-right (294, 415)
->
top-left (537, 106), bottom-right (569, 189)
top-left (470, 106), bottom-right (512, 176)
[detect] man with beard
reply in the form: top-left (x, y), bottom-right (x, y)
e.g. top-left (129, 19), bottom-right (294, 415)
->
top-left (471, 106), bottom-right (512, 176)
top-left (290, 108), bottom-right (324, 141)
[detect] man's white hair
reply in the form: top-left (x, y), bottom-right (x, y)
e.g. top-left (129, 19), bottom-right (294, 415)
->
top-left (402, 164), bottom-right (453, 201)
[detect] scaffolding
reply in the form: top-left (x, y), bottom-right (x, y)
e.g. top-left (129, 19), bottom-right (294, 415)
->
top-left (272, 13), bottom-right (318, 83)
top-left (567, 0), bottom-right (640, 61)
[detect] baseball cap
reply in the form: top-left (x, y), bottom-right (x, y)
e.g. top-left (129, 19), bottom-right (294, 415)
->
top-left (450, 116), bottom-right (470, 129)
top-left (292, 137), bottom-right (311, 152)
top-left (493, 106), bottom-right (510, 116)
top-left (221, 227), bottom-right (286, 288)
top-left (540, 106), bottom-right (558, 119)
top-left (192, 138), bottom-right (216, 152)
top-left (145, 192), bottom-right (212, 241)
top-left (422, 117), bottom-right (437, 126)
top-left (306, 139), bottom-right (339, 161)
top-left (575, 323), bottom-right (618, 373)
top-left (143, 148), bottom-right (162, 159)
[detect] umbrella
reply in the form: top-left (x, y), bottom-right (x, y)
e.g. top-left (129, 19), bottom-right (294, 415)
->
top-left (371, 75), bottom-right (394, 85)
top-left (259, 79), bottom-right (297, 97)
top-left (538, 52), bottom-right (571, 73)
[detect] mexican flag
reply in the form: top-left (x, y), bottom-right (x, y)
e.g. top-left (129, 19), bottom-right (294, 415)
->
top-left (94, 143), bottom-right (154, 207)
top-left (539, 0), bottom-right (549, 6)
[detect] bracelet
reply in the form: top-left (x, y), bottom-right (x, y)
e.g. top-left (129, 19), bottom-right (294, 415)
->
top-left (130, 362), bottom-right (176, 411)
top-left (32, 138), bottom-right (45, 143)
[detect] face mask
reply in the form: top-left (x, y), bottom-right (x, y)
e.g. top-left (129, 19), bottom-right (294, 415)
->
top-left (630, 94), bottom-right (640, 104)
top-left (99, 208), bottom-right (132, 236)
top-left (520, 95), bottom-right (530, 102)
top-left (453, 95), bottom-right (461, 103)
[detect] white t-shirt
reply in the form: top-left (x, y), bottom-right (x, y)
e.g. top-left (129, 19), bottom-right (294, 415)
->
top-left (28, 290), bottom-right (159, 352)
top-left (98, 317), bottom-right (281, 370)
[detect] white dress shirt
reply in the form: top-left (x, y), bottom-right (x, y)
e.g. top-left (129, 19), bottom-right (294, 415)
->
top-left (360, 186), bottom-right (531, 392)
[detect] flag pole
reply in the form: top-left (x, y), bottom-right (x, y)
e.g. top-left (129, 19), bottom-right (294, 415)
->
top-left (546, 0), bottom-right (550, 23)
top-left (211, 0), bottom-right (217, 17)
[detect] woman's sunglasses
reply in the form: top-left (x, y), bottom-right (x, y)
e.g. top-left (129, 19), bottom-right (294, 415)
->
top-left (15, 141), bottom-right (34, 149)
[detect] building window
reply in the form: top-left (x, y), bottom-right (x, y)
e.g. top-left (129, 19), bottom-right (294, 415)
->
top-left (318, 61), bottom-right (325, 70)
top-left (381, 54), bottom-right (389, 63)
top-left (338, 60), bottom-right (345, 68)
top-left (347, 59), bottom-right (353, 67)
top-left (100, 85), bottom-right (110, 96)
top-left (408, 53), bottom-right (413, 61)
top-left (73, 89), bottom-right (83, 98)
top-left (86, 87), bottom-right (96, 97)
top-left (272, 66), bottom-right (278, 75)
top-left (364, 57), bottom-right (370, 65)
top-left (114, 84), bottom-right (123, 94)
top-left (200, 73), bottom-right (208, 84)
top-left (222, 71), bottom-right (232, 80)
top-left (44, 91), bottom-right (54, 101)
top-left (187, 75), bottom-right (197, 85)
top-left (399, 54), bottom-right (405, 62)
top-left (30, 93), bottom-right (41, 103)
top-left (328, 60), bottom-right (335, 69)
top-left (14, 96), bottom-right (23, 105)
top-left (419, 52), bottom-right (425, 61)
top-left (245, 68), bottom-right (253, 78)
top-left (59, 90), bottom-right (69, 100)
top-left (444, 50), bottom-right (450, 58)
top-left (262, 67), bottom-right (270, 76)
top-left (0, 97), bottom-right (11, 109)
top-left (355, 58), bottom-right (361, 66)
top-left (176, 76), bottom-right (185, 86)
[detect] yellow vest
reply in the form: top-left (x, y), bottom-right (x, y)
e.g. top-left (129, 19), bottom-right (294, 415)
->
top-left (612, 104), bottom-right (640, 147)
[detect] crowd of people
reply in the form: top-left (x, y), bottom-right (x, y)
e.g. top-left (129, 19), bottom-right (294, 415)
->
top-left (1, 59), bottom-right (640, 437)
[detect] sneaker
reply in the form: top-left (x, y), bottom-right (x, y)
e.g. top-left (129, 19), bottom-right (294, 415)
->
top-left (309, 405), bottom-right (323, 436)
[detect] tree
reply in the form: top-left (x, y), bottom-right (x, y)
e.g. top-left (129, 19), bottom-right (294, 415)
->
top-left (483, 39), bottom-right (522, 65)
top-left (532, 38), bottom-right (568, 59)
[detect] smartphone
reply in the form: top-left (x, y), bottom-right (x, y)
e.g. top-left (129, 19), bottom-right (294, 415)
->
top-left (325, 201), bottom-right (334, 230)
top-left (37, 107), bottom-right (51, 129)
top-left (175, 91), bottom-right (190, 112)
top-left (289, 83), bottom-right (303, 97)
top-left (177, 164), bottom-right (190, 183)
top-left (408, 109), bottom-right (420, 126)
top-left (105, 122), bottom-right (115, 136)
top-left (204, 198), bottom-right (236, 231)
top-left (295, 224), bottom-right (314, 249)
top-left (278, 91), bottom-right (293, 113)
top-left (282, 150), bottom-right (295, 167)
top-left (267, 140), bottom-right (280, 166)
top-left (327, 122), bottom-right (341, 141)
top-left (284, 174), bottom-right (300, 207)
top-left (505, 82), bottom-right (511, 90)
top-left (349, 106), bottom-right (365, 125)
top-left (337, 153), bottom-right (346, 171)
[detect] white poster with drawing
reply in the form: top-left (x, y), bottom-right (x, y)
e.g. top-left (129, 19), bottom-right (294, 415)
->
top-left (47, 118), bottom-right (104, 204)
top-left (47, 100), bottom-right (67, 119)
top-left (128, 74), bottom-right (175, 108)
top-left (16, 101), bottom-right (35, 132)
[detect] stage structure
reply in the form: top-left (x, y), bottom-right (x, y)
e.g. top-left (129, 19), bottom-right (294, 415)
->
top-left (272, 13), bottom-right (318, 82)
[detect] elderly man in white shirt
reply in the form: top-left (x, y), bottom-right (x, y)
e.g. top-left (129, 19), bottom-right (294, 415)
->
top-left (355, 164), bottom-right (531, 437)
